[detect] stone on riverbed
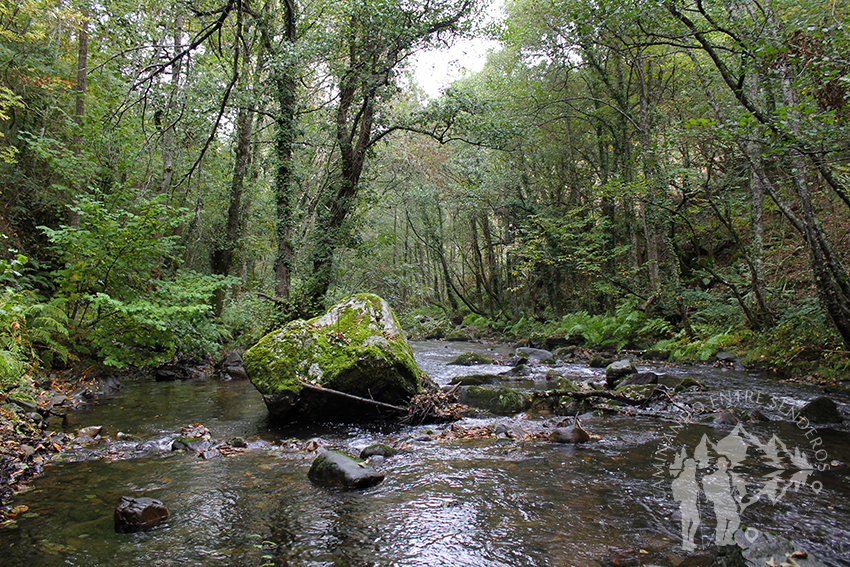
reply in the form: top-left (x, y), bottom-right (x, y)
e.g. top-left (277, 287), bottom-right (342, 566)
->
top-left (548, 426), bottom-right (591, 444)
top-left (458, 386), bottom-right (530, 414)
top-left (605, 359), bottom-right (636, 388)
top-left (359, 443), bottom-right (398, 459)
top-left (516, 347), bottom-right (553, 361)
top-left (243, 293), bottom-right (422, 422)
top-left (448, 351), bottom-right (492, 366)
top-left (114, 496), bottom-right (169, 533)
top-left (799, 396), bottom-right (844, 423)
top-left (308, 450), bottom-right (385, 489)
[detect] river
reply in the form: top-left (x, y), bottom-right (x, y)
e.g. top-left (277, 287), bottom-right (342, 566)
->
top-left (1, 341), bottom-right (848, 566)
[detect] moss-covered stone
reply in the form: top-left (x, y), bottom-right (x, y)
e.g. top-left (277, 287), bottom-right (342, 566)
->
top-left (243, 294), bottom-right (422, 421)
top-left (674, 377), bottom-right (705, 393)
top-left (460, 386), bottom-right (529, 414)
top-left (448, 351), bottom-right (492, 366)
top-left (359, 443), bottom-right (398, 459)
top-left (449, 374), bottom-right (496, 386)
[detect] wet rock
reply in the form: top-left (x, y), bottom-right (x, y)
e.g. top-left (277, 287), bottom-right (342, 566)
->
top-left (716, 351), bottom-right (737, 362)
top-left (76, 425), bottom-right (102, 438)
top-left (714, 409), bottom-right (739, 425)
top-left (308, 450), bottom-right (385, 489)
top-left (588, 355), bottom-right (613, 368)
top-left (114, 496), bottom-right (169, 533)
top-left (457, 386), bottom-right (529, 414)
top-left (553, 346), bottom-right (578, 360)
top-left (674, 377), bottom-right (704, 392)
top-left (155, 367), bottom-right (182, 382)
top-left (641, 348), bottom-right (670, 361)
top-left (516, 347), bottom-right (553, 361)
top-left (200, 450), bottom-right (221, 459)
top-left (94, 375), bottom-right (123, 396)
top-left (799, 396), bottom-right (844, 423)
top-left (219, 351), bottom-right (248, 381)
top-left (171, 437), bottom-right (211, 452)
top-left (448, 351), bottom-right (492, 366)
top-left (619, 372), bottom-right (659, 386)
top-left (359, 443), bottom-right (397, 459)
top-left (605, 359), bottom-right (636, 389)
top-left (444, 328), bottom-right (474, 341)
top-left (735, 531), bottom-right (829, 567)
top-left (742, 409), bottom-right (771, 422)
top-left (449, 374), bottom-right (496, 386)
top-left (244, 293), bottom-right (422, 422)
top-left (548, 426), bottom-right (590, 444)
top-left (543, 337), bottom-right (575, 351)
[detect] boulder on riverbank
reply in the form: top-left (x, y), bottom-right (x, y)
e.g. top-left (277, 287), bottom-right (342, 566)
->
top-left (243, 294), bottom-right (422, 422)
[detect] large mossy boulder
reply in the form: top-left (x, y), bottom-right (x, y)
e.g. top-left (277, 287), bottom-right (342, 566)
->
top-left (243, 294), bottom-right (422, 422)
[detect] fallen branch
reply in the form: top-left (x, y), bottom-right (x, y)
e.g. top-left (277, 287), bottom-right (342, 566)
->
top-left (298, 382), bottom-right (407, 413)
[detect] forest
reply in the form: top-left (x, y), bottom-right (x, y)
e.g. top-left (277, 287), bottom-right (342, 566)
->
top-left (1, 0), bottom-right (849, 390)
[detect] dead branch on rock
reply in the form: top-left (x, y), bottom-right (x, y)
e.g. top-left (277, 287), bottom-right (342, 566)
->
top-left (299, 382), bottom-right (407, 414)
top-left (401, 384), bottom-right (465, 425)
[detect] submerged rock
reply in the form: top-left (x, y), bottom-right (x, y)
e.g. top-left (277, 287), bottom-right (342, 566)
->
top-left (799, 396), bottom-right (844, 424)
top-left (308, 450), bottom-right (385, 489)
top-left (114, 496), bottom-right (169, 533)
top-left (243, 294), bottom-right (422, 422)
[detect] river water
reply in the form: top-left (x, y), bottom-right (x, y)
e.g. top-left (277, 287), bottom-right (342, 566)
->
top-left (1, 341), bottom-right (849, 566)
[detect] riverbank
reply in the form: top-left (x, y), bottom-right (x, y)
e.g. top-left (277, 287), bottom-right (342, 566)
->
top-left (0, 366), bottom-right (125, 513)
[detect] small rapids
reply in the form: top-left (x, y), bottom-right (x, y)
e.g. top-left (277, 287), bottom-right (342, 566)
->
top-left (0, 340), bottom-right (848, 566)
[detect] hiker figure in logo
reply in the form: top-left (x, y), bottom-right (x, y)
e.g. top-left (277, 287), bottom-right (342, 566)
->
top-left (670, 452), bottom-right (700, 550)
top-left (702, 455), bottom-right (745, 545)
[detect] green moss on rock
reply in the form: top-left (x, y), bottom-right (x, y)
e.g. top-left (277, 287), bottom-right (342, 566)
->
top-left (462, 386), bottom-right (529, 414)
top-left (243, 294), bottom-right (423, 419)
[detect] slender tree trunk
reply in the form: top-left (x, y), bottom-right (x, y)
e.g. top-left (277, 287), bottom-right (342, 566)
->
top-left (69, 10), bottom-right (88, 227)
top-left (160, 13), bottom-right (183, 195)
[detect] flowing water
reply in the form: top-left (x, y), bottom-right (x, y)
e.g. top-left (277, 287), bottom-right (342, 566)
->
top-left (1, 341), bottom-right (849, 566)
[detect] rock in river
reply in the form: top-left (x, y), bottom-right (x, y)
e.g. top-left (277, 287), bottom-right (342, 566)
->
top-left (243, 293), bottom-right (423, 422)
top-left (308, 450), bottom-right (385, 489)
top-left (548, 426), bottom-right (591, 444)
top-left (605, 359), bottom-right (637, 389)
top-left (799, 396), bottom-right (844, 424)
top-left (114, 496), bottom-right (169, 533)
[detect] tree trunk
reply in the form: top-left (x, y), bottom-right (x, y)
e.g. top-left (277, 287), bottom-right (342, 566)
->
top-left (69, 9), bottom-right (88, 227)
top-left (159, 13), bottom-right (183, 195)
